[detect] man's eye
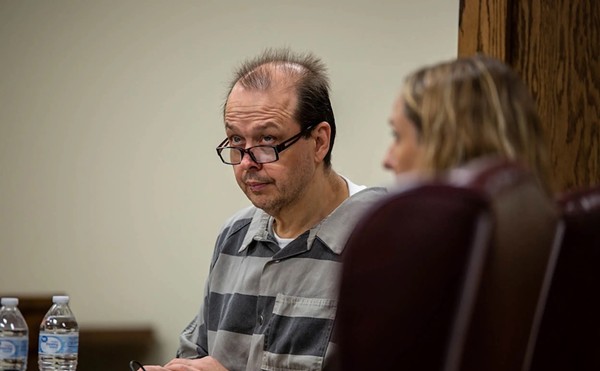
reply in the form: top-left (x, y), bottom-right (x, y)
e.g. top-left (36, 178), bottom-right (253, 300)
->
top-left (262, 135), bottom-right (275, 143)
top-left (230, 136), bottom-right (243, 144)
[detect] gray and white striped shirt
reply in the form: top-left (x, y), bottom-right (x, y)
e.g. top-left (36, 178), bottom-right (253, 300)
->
top-left (177, 184), bottom-right (386, 370)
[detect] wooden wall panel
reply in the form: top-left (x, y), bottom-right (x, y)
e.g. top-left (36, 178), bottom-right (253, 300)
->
top-left (511, 0), bottom-right (599, 191)
top-left (458, 0), bottom-right (510, 59)
top-left (459, 0), bottom-right (600, 191)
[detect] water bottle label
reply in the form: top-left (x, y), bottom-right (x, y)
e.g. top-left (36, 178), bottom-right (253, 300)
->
top-left (0, 336), bottom-right (28, 358)
top-left (38, 333), bottom-right (79, 355)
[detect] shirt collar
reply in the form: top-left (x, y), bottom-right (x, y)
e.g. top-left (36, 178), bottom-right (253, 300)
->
top-left (238, 187), bottom-right (386, 254)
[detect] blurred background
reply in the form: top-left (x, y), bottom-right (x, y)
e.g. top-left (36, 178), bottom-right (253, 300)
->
top-left (0, 0), bottom-right (458, 366)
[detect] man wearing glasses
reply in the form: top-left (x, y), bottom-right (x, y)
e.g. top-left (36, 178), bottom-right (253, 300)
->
top-left (144, 48), bottom-right (385, 371)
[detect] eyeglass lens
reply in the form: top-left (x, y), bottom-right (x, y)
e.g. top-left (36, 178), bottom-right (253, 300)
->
top-left (222, 146), bottom-right (277, 164)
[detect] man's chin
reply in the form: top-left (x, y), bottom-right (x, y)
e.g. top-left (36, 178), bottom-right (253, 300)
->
top-left (247, 195), bottom-right (277, 214)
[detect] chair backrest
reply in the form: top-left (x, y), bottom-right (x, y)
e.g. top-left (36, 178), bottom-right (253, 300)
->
top-left (336, 157), bottom-right (560, 371)
top-left (530, 184), bottom-right (600, 371)
top-left (336, 182), bottom-right (492, 371)
top-left (444, 158), bottom-right (561, 371)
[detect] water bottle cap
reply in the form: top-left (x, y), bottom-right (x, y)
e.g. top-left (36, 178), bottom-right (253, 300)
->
top-left (52, 295), bottom-right (70, 304)
top-left (1, 297), bottom-right (18, 306)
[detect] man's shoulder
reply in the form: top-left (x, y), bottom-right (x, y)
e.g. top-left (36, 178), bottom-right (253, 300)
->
top-left (328, 183), bottom-right (388, 224)
top-left (212, 205), bottom-right (263, 255)
top-left (316, 186), bottom-right (387, 254)
top-left (345, 186), bottom-right (388, 209)
top-left (218, 205), bottom-right (260, 234)
top-left (352, 185), bottom-right (388, 199)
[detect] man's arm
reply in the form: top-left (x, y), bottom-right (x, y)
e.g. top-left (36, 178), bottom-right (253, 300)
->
top-left (178, 226), bottom-right (226, 358)
top-left (177, 312), bottom-right (208, 358)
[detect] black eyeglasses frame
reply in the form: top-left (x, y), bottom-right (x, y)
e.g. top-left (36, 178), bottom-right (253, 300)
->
top-left (216, 124), bottom-right (315, 165)
top-left (129, 360), bottom-right (146, 371)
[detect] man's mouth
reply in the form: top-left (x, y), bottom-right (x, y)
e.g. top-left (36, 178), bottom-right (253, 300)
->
top-left (246, 181), bottom-right (268, 192)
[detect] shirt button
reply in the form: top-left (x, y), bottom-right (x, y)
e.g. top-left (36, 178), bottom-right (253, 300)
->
top-left (258, 315), bottom-right (264, 325)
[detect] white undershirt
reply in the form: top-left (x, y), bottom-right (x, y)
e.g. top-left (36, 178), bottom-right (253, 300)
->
top-left (272, 176), bottom-right (367, 249)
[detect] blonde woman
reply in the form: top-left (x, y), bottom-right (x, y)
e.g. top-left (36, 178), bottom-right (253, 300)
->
top-left (337, 55), bottom-right (558, 371)
top-left (382, 54), bottom-right (553, 193)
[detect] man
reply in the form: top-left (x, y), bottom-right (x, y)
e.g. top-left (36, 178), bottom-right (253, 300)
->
top-left (145, 48), bottom-right (385, 371)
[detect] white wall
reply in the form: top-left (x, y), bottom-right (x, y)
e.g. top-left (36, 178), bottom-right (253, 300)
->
top-left (0, 0), bottom-right (457, 363)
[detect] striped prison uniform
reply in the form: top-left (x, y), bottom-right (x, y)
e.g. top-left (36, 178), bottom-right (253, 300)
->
top-left (177, 186), bottom-right (386, 370)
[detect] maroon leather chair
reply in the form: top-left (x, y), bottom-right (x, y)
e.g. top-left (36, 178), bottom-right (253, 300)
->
top-left (530, 185), bottom-right (600, 371)
top-left (337, 182), bottom-right (492, 371)
top-left (336, 158), bottom-right (560, 371)
top-left (445, 159), bottom-right (561, 371)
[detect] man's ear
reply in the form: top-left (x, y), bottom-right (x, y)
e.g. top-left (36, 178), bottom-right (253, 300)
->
top-left (312, 121), bottom-right (331, 163)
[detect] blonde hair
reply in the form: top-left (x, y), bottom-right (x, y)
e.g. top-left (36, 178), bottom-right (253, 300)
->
top-left (401, 55), bottom-right (553, 193)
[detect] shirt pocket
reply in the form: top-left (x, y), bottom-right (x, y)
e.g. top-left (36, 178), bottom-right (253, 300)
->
top-left (261, 293), bottom-right (338, 371)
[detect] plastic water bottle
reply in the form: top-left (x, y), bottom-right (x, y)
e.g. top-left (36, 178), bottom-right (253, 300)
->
top-left (38, 296), bottom-right (79, 371)
top-left (0, 297), bottom-right (29, 371)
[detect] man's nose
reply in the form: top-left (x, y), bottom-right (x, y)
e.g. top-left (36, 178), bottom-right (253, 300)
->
top-left (238, 150), bottom-right (261, 169)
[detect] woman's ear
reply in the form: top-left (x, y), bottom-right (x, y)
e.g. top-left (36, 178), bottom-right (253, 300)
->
top-left (312, 121), bottom-right (331, 163)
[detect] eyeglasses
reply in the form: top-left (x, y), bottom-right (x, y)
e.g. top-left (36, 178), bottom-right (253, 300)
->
top-left (129, 360), bottom-right (146, 371)
top-left (216, 125), bottom-right (314, 165)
